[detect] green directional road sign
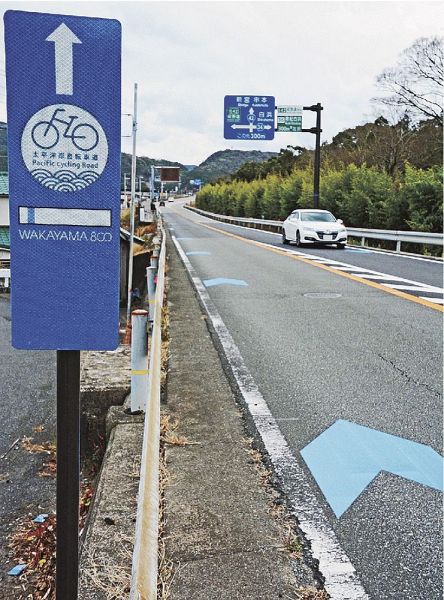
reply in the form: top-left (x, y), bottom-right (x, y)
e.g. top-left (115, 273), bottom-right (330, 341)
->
top-left (276, 105), bottom-right (303, 132)
top-left (277, 115), bottom-right (302, 132)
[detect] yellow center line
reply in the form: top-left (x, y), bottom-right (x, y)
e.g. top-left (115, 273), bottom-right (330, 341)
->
top-left (180, 215), bottom-right (443, 313)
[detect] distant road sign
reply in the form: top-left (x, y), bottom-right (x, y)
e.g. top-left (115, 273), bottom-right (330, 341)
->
top-left (224, 95), bottom-right (275, 140)
top-left (276, 105), bottom-right (303, 132)
top-left (160, 167), bottom-right (180, 182)
top-left (4, 10), bottom-right (121, 349)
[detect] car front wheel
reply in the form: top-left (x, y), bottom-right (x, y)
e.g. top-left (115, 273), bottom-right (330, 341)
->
top-left (295, 231), bottom-right (302, 247)
top-left (337, 243), bottom-right (346, 249)
top-left (282, 229), bottom-right (290, 245)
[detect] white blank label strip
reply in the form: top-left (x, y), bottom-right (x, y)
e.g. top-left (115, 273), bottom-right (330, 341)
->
top-left (19, 207), bottom-right (111, 227)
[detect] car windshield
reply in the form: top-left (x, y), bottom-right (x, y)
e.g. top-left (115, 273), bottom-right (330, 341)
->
top-left (300, 212), bottom-right (336, 222)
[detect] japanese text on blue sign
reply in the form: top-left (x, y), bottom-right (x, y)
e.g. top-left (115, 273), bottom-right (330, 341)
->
top-left (4, 10), bottom-right (121, 350)
top-left (224, 95), bottom-right (275, 140)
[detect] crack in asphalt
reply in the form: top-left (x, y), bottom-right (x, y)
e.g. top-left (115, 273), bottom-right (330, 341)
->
top-left (378, 353), bottom-right (442, 398)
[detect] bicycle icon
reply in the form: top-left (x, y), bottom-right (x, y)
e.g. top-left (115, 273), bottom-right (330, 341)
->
top-left (31, 107), bottom-right (99, 152)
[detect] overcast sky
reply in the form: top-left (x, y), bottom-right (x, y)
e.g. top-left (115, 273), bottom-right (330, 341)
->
top-left (0, 0), bottom-right (443, 165)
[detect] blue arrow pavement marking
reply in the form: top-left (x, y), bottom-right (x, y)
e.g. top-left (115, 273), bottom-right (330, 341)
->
top-left (186, 251), bottom-right (211, 256)
top-left (203, 278), bottom-right (248, 288)
top-left (344, 248), bottom-right (372, 254)
top-left (301, 419), bottom-right (443, 518)
top-left (176, 237), bottom-right (192, 240)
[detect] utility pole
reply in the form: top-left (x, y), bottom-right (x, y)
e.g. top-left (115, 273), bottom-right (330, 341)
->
top-left (150, 165), bottom-right (155, 201)
top-left (126, 83), bottom-right (138, 336)
top-left (124, 173), bottom-right (129, 208)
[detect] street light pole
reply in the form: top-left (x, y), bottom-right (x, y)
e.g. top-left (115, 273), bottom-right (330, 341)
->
top-left (126, 83), bottom-right (138, 337)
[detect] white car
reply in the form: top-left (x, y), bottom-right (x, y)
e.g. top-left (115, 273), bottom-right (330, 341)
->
top-left (282, 209), bottom-right (347, 249)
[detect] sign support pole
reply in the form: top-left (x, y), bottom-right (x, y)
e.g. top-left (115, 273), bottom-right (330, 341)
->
top-left (126, 83), bottom-right (138, 336)
top-left (301, 103), bottom-right (323, 209)
top-left (56, 350), bottom-right (81, 600)
top-left (313, 103), bottom-right (322, 209)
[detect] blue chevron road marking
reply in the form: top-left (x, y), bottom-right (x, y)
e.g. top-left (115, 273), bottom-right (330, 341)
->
top-left (203, 278), bottom-right (248, 288)
top-left (186, 251), bottom-right (211, 256)
top-left (301, 419), bottom-right (443, 518)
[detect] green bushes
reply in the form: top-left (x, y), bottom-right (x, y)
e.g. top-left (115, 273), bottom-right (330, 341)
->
top-left (196, 163), bottom-right (442, 233)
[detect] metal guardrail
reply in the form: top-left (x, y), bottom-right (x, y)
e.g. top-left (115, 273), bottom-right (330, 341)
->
top-left (344, 227), bottom-right (443, 251)
top-left (130, 218), bottom-right (166, 600)
top-left (186, 206), bottom-right (443, 254)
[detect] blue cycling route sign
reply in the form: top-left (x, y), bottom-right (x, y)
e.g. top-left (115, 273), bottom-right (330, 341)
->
top-left (4, 10), bottom-right (121, 349)
top-left (224, 95), bottom-right (275, 140)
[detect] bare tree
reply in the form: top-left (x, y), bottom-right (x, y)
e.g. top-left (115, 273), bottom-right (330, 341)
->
top-left (374, 37), bottom-right (443, 124)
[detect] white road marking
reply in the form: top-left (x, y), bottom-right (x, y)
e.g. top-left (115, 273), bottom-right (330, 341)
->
top-left (350, 273), bottom-right (403, 281)
top-left (420, 297), bottom-right (444, 304)
top-left (257, 243), bottom-right (443, 301)
top-left (188, 207), bottom-right (444, 304)
top-left (384, 284), bottom-right (444, 293)
top-left (172, 233), bottom-right (369, 600)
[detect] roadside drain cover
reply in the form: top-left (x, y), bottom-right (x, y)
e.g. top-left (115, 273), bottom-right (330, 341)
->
top-left (303, 292), bottom-right (342, 299)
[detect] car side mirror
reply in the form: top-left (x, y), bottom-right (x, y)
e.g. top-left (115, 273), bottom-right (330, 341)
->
top-left (337, 219), bottom-right (343, 224)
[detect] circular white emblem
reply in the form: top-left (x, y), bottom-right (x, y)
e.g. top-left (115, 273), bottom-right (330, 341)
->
top-left (21, 104), bottom-right (108, 192)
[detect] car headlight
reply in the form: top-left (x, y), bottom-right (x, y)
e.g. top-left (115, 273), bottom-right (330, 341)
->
top-left (302, 225), bottom-right (314, 231)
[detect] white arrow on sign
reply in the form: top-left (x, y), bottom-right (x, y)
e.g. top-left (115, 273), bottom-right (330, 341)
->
top-left (231, 124), bottom-right (272, 130)
top-left (46, 23), bottom-right (82, 95)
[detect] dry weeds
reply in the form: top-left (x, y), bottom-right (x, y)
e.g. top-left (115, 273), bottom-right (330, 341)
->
top-left (160, 415), bottom-right (197, 447)
top-left (9, 515), bottom-right (56, 600)
top-left (158, 417), bottom-right (175, 599)
top-left (296, 586), bottom-right (330, 599)
top-left (7, 461), bottom-right (94, 599)
top-left (21, 438), bottom-right (55, 456)
top-left (81, 533), bottom-right (133, 600)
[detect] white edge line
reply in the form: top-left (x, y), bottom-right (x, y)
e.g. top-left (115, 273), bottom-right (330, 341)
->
top-left (171, 233), bottom-right (369, 600)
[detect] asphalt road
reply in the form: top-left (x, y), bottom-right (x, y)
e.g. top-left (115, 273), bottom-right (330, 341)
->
top-left (162, 201), bottom-right (443, 600)
top-left (0, 294), bottom-right (56, 591)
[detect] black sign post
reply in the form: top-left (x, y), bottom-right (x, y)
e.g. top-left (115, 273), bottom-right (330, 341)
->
top-left (301, 103), bottom-right (323, 209)
top-left (56, 350), bottom-right (81, 600)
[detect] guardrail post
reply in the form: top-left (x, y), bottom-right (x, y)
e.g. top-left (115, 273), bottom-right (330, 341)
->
top-left (146, 265), bottom-right (156, 322)
top-left (396, 240), bottom-right (401, 253)
top-left (361, 237), bottom-right (366, 247)
top-left (151, 247), bottom-right (159, 270)
top-left (130, 309), bottom-right (149, 413)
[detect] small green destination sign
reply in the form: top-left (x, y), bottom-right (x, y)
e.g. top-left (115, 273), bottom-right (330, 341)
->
top-left (276, 105), bottom-right (303, 132)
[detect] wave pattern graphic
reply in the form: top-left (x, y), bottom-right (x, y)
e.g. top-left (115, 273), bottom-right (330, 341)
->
top-left (30, 169), bottom-right (100, 192)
